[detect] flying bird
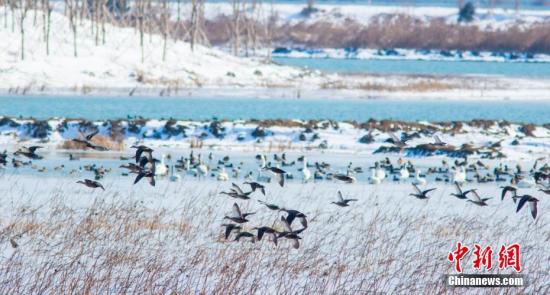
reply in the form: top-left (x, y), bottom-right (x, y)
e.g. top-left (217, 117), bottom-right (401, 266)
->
top-left (76, 179), bottom-right (105, 190)
top-left (221, 224), bottom-right (242, 240)
top-left (332, 191), bottom-right (358, 207)
top-left (280, 208), bottom-right (307, 229)
top-left (14, 146), bottom-right (43, 159)
top-left (451, 181), bottom-right (473, 199)
top-left (244, 181), bottom-right (266, 195)
top-left (501, 186), bottom-right (518, 202)
top-left (263, 166), bottom-right (286, 187)
top-left (333, 173), bottom-right (356, 183)
top-left (220, 183), bottom-right (252, 200)
top-left (467, 190), bottom-right (491, 206)
top-left (516, 194), bottom-right (539, 219)
top-left (277, 216), bottom-right (304, 249)
top-left (133, 165), bottom-right (156, 186)
top-left (409, 184), bottom-right (436, 199)
top-left (224, 203), bottom-right (255, 224)
top-left (258, 200), bottom-right (281, 211)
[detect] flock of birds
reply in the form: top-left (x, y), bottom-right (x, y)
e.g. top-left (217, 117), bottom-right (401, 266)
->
top-left (1, 131), bottom-right (549, 249)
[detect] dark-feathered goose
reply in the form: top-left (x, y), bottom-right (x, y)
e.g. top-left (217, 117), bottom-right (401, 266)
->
top-left (76, 179), bottom-right (105, 190)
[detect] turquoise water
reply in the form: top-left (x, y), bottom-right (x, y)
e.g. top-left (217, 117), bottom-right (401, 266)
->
top-left (273, 57), bottom-right (550, 77)
top-left (1, 95), bottom-right (549, 123)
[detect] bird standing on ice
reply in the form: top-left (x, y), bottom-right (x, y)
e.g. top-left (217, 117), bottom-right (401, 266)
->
top-left (399, 165), bottom-right (410, 182)
top-left (452, 166), bottom-right (466, 183)
top-left (375, 162), bottom-right (386, 182)
top-left (217, 167), bottom-right (229, 181)
top-left (155, 154), bottom-right (168, 177)
top-left (302, 157), bottom-right (311, 183)
top-left (413, 169), bottom-right (427, 185)
top-left (370, 168), bottom-right (382, 184)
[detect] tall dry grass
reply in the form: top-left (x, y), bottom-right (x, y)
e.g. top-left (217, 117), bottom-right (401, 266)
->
top-left (0, 178), bottom-right (548, 294)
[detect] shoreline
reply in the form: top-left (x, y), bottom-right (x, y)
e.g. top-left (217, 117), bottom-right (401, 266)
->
top-left (1, 116), bottom-right (548, 160)
top-left (2, 69), bottom-right (550, 100)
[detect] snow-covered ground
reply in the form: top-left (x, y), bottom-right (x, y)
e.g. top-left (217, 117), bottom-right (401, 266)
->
top-left (1, 116), bottom-right (549, 162)
top-left (0, 8), bottom-right (316, 94)
top-left (1, 8), bottom-right (550, 99)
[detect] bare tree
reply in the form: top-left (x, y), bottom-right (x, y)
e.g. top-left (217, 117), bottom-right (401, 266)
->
top-left (264, 0), bottom-right (276, 62)
top-left (188, 0), bottom-right (208, 51)
top-left (10, 0), bottom-right (16, 32)
top-left (17, 0), bottom-right (31, 60)
top-left (231, 0), bottom-right (242, 55)
top-left (41, 0), bottom-right (52, 55)
top-left (161, 0), bottom-right (169, 61)
top-left (243, 0), bottom-right (260, 56)
top-left (65, 0), bottom-right (79, 57)
top-left (135, 0), bottom-right (146, 62)
top-left (100, 0), bottom-right (107, 44)
top-left (3, 0), bottom-right (8, 29)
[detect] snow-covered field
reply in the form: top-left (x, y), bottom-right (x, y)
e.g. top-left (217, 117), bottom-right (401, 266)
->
top-left (1, 116), bottom-right (550, 158)
top-left (1, 8), bottom-right (550, 99)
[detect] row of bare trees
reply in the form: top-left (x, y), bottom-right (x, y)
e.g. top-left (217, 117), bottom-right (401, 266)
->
top-left (2, 0), bottom-right (534, 62)
top-left (0, 0), bottom-right (278, 61)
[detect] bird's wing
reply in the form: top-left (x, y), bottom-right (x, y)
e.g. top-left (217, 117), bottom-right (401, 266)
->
top-left (412, 184), bottom-right (422, 194)
top-left (232, 183), bottom-right (244, 195)
top-left (423, 188), bottom-right (436, 195)
top-left (516, 195), bottom-right (530, 213)
top-left (501, 186), bottom-right (515, 201)
top-left (274, 172), bottom-right (284, 187)
top-left (470, 190), bottom-right (482, 202)
top-left (529, 201), bottom-right (538, 219)
top-left (454, 182), bottom-right (463, 194)
top-left (337, 191), bottom-right (344, 202)
top-left (147, 175), bottom-right (155, 186)
top-left (144, 151), bottom-right (154, 163)
top-left (232, 203), bottom-right (242, 218)
top-left (299, 216), bottom-right (308, 229)
top-left (224, 225), bottom-right (234, 240)
top-left (434, 135), bottom-right (443, 144)
top-left (272, 233), bottom-right (278, 246)
top-left (135, 149), bottom-right (144, 163)
top-left (281, 216), bottom-right (292, 232)
top-left (28, 146), bottom-right (42, 153)
top-left (257, 228), bottom-right (266, 241)
top-left (134, 172), bottom-right (145, 184)
top-left (271, 167), bottom-right (287, 174)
